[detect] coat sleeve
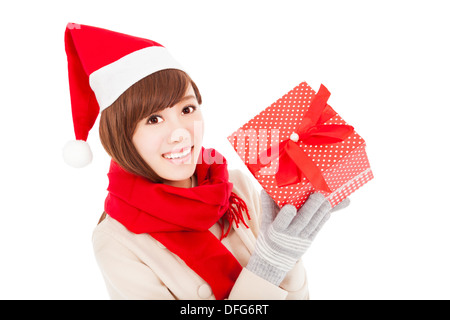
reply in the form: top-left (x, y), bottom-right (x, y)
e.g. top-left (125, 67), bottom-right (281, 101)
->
top-left (228, 263), bottom-right (309, 300)
top-left (92, 228), bottom-right (176, 300)
top-left (227, 170), bottom-right (310, 300)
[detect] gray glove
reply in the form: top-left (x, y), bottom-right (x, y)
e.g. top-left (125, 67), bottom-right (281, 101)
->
top-left (247, 191), bottom-right (350, 286)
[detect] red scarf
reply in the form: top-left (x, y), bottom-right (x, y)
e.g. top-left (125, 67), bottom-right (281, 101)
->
top-left (104, 148), bottom-right (250, 299)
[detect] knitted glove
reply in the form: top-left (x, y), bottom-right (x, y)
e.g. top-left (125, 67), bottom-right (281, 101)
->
top-left (247, 191), bottom-right (350, 286)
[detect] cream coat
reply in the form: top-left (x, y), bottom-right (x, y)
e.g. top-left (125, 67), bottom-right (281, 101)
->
top-left (92, 170), bottom-right (309, 300)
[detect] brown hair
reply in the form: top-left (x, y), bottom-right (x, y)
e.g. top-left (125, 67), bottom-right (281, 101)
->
top-left (99, 69), bottom-right (202, 182)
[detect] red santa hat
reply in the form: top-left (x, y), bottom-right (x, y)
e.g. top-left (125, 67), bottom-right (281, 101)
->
top-left (63, 22), bottom-right (184, 167)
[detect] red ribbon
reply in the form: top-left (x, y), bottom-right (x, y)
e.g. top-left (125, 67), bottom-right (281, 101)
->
top-left (248, 84), bottom-right (354, 192)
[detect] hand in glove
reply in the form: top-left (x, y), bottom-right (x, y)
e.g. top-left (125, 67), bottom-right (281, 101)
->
top-left (247, 191), bottom-right (350, 286)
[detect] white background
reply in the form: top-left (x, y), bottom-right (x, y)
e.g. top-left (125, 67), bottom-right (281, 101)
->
top-left (1, 0), bottom-right (449, 300)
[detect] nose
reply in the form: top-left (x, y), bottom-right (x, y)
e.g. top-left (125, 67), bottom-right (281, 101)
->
top-left (168, 127), bottom-right (191, 144)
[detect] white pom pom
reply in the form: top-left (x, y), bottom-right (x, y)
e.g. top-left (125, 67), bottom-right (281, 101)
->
top-left (62, 140), bottom-right (93, 168)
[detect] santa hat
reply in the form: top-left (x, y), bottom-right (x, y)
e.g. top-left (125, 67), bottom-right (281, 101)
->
top-left (63, 22), bottom-right (184, 167)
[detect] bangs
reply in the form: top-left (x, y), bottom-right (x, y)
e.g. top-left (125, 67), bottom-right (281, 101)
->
top-left (130, 69), bottom-right (201, 121)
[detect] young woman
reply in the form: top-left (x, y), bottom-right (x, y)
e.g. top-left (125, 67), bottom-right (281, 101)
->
top-left (64, 23), bottom-right (348, 300)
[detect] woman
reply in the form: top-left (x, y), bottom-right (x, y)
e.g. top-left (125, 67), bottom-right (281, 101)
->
top-left (63, 23), bottom-right (348, 300)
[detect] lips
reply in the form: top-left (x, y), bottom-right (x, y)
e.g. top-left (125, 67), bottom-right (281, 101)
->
top-left (162, 146), bottom-right (193, 161)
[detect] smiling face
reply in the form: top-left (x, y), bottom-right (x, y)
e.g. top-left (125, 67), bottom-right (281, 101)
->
top-left (132, 85), bottom-right (204, 188)
top-left (99, 69), bottom-right (203, 186)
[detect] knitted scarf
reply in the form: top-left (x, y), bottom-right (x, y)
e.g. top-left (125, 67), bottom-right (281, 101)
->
top-left (104, 148), bottom-right (250, 300)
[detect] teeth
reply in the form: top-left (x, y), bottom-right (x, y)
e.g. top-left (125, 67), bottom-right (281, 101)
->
top-left (163, 148), bottom-right (191, 160)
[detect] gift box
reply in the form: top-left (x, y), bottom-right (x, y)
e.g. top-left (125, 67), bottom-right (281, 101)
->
top-left (227, 82), bottom-right (373, 209)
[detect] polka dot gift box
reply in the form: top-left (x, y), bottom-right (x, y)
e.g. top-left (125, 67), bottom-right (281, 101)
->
top-left (227, 82), bottom-right (373, 209)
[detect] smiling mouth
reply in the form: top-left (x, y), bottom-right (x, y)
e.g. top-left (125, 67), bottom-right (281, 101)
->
top-left (162, 146), bottom-right (193, 160)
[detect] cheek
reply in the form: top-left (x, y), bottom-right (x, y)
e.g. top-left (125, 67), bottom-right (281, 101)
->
top-left (133, 129), bottom-right (164, 163)
top-left (191, 113), bottom-right (204, 144)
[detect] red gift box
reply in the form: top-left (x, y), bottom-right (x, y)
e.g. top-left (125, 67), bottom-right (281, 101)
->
top-left (227, 82), bottom-right (373, 209)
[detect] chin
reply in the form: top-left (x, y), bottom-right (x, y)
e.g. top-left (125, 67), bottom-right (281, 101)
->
top-left (153, 144), bottom-right (202, 183)
top-left (159, 159), bottom-right (198, 181)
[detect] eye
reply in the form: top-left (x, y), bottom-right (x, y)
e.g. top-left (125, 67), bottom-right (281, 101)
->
top-left (182, 105), bottom-right (197, 115)
top-left (147, 115), bottom-right (163, 124)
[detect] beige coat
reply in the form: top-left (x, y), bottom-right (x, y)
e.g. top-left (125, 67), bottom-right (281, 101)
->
top-left (92, 170), bottom-right (309, 300)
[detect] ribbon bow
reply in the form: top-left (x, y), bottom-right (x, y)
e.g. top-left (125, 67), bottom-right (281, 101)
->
top-left (248, 84), bottom-right (354, 192)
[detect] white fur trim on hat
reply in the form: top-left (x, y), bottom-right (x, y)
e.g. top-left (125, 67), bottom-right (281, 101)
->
top-left (89, 46), bottom-right (184, 110)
